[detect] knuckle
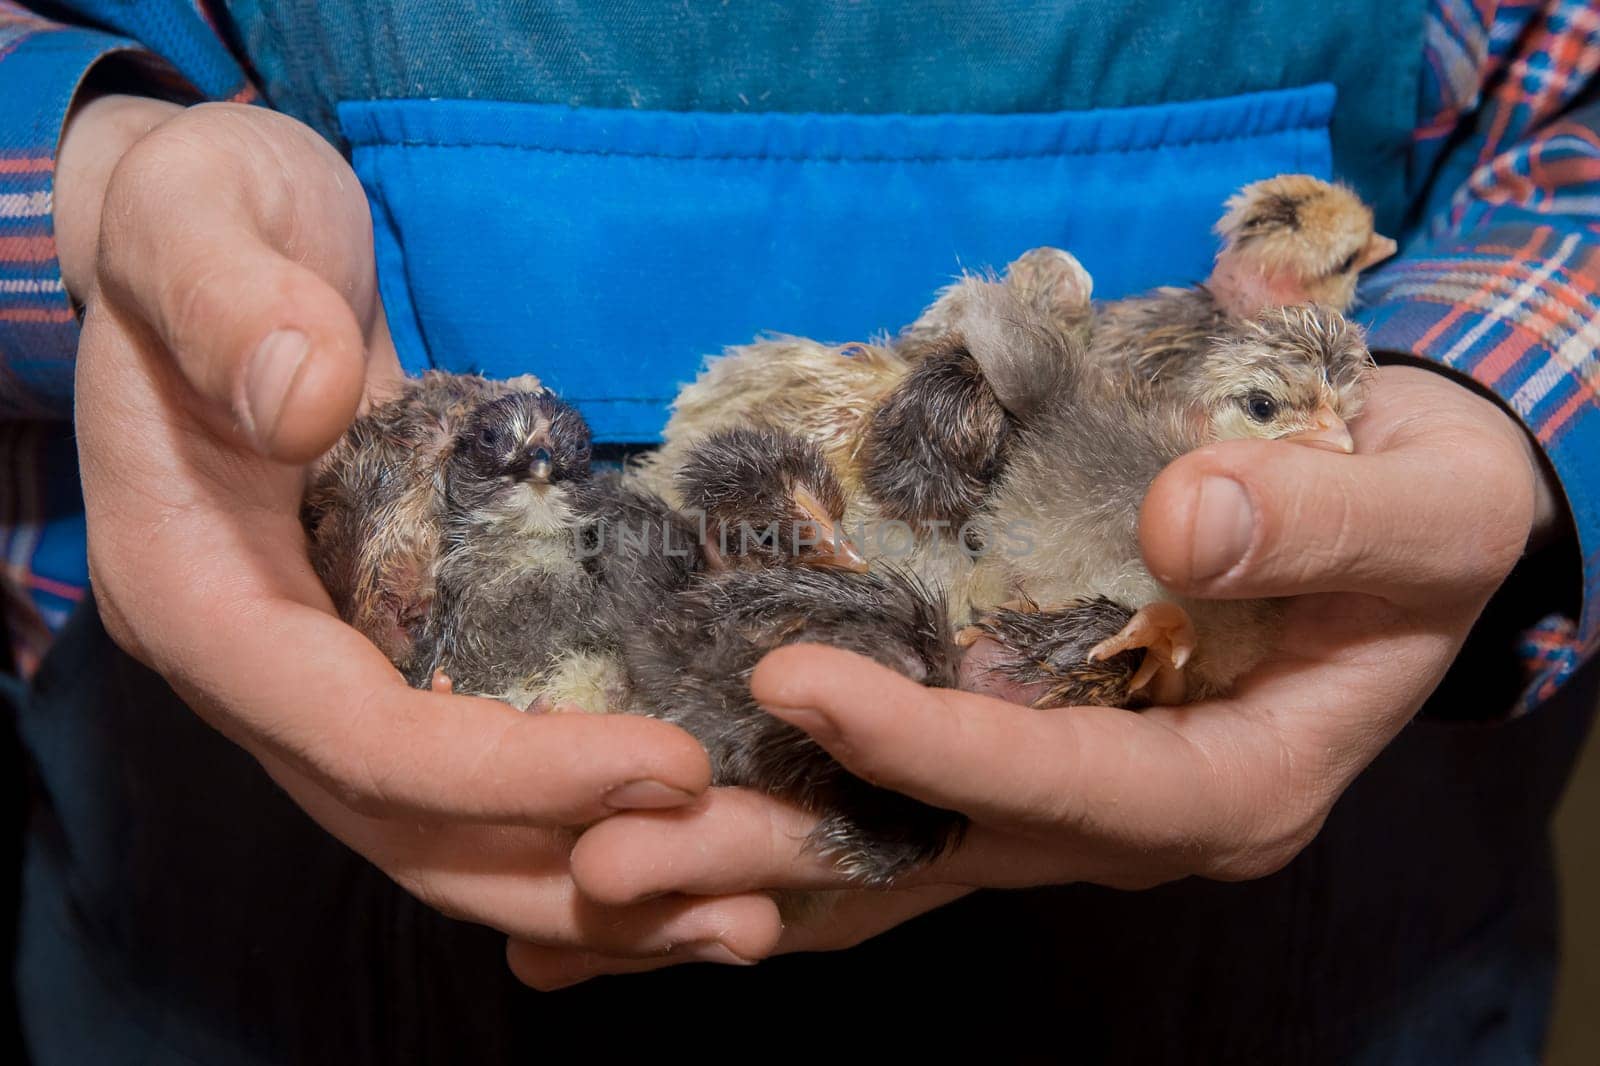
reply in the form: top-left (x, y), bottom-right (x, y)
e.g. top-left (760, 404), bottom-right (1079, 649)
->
top-left (568, 839), bottom-right (640, 905)
top-left (156, 258), bottom-right (236, 363)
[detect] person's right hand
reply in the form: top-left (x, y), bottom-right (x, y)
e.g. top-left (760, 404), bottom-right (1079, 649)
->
top-left (61, 98), bottom-right (781, 970)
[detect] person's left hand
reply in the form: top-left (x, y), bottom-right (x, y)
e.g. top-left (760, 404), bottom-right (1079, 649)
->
top-left (508, 365), bottom-right (1559, 989)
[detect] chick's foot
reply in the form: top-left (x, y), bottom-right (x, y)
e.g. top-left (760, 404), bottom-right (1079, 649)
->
top-left (1087, 601), bottom-right (1197, 705)
top-left (960, 597), bottom-right (1144, 708)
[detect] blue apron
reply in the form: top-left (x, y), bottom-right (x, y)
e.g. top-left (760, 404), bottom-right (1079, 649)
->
top-left (224, 0), bottom-right (1418, 443)
top-left (17, 2), bottom-right (1587, 1062)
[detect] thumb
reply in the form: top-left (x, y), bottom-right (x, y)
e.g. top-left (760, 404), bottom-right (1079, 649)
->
top-left (1139, 437), bottom-right (1520, 605)
top-left (94, 105), bottom-right (374, 462)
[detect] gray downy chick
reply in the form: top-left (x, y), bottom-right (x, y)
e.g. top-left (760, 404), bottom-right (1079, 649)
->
top-left (623, 427), bottom-right (967, 885)
top-left (673, 424), bottom-right (866, 572)
top-left (416, 386), bottom-right (604, 707)
top-left (962, 279), bottom-right (1376, 704)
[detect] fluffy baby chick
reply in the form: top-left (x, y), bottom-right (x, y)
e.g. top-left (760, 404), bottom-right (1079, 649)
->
top-left (1092, 176), bottom-right (1394, 389)
top-left (900, 245), bottom-right (1097, 349)
top-left (964, 280), bottom-right (1376, 704)
top-left (641, 328), bottom-right (1016, 622)
top-left (642, 249), bottom-right (1076, 519)
top-left (303, 370), bottom-right (543, 673)
top-left (628, 565), bottom-right (965, 884)
top-left (673, 426), bottom-right (865, 571)
top-left (411, 386), bottom-right (612, 709)
top-left (840, 247), bottom-right (1090, 534)
top-left (639, 335), bottom-right (911, 502)
top-left (1210, 174), bottom-right (1398, 315)
top-left (623, 427), bottom-right (966, 884)
top-left (856, 334), bottom-right (1012, 540)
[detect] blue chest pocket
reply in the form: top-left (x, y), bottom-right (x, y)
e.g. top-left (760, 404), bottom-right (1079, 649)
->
top-left (340, 86), bottom-right (1333, 442)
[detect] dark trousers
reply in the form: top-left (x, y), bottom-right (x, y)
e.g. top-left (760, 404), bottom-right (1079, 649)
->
top-left (8, 595), bottom-right (1593, 1064)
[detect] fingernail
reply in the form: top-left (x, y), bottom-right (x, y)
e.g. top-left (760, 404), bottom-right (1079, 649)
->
top-left (241, 329), bottom-right (309, 449)
top-left (761, 704), bottom-right (837, 743)
top-left (1190, 476), bottom-right (1255, 581)
top-left (603, 779), bottom-right (696, 811)
top-left (682, 941), bottom-right (757, 966)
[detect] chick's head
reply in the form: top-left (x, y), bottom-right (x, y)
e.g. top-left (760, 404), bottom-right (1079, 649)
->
top-left (1198, 305), bottom-right (1376, 453)
top-left (1212, 175), bottom-right (1396, 314)
top-left (444, 389), bottom-right (592, 510)
top-left (676, 427), bottom-right (866, 571)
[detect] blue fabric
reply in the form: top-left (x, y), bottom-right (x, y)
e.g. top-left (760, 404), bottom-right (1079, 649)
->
top-left (342, 85), bottom-right (1335, 441)
top-left (230, 0), bottom-right (1422, 229)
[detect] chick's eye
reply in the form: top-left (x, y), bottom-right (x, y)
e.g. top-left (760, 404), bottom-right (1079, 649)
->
top-left (1244, 393), bottom-right (1278, 422)
top-left (475, 424), bottom-right (498, 450)
top-left (1337, 250), bottom-right (1360, 274)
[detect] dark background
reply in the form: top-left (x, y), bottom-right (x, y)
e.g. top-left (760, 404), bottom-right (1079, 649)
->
top-left (1552, 726), bottom-right (1600, 1062)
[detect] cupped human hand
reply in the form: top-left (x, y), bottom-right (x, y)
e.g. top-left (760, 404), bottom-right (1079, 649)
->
top-left (533, 364), bottom-right (1553, 985)
top-left (64, 98), bottom-right (780, 969)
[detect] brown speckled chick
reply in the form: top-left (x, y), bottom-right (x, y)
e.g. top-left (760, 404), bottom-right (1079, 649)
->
top-left (302, 370), bottom-right (543, 673)
top-left (1092, 176), bottom-right (1394, 394)
top-left (623, 427), bottom-right (966, 885)
top-left (640, 334), bottom-right (911, 503)
top-left (960, 278), bottom-right (1376, 705)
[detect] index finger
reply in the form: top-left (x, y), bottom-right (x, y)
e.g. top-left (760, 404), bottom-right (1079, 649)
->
top-left (186, 595), bottom-right (713, 827)
top-left (748, 644), bottom-right (1226, 844)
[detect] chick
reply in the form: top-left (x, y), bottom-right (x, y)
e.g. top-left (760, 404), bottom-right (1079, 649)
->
top-left (644, 279), bottom-right (1046, 621)
top-left (963, 280), bottom-right (1376, 703)
top-left (1091, 176), bottom-right (1394, 390)
top-left (408, 386), bottom-right (616, 709)
top-left (302, 370), bottom-right (543, 672)
top-left (856, 333), bottom-right (1012, 540)
top-left (641, 247), bottom-right (1075, 508)
top-left (1210, 174), bottom-right (1398, 315)
top-left (637, 335), bottom-right (910, 503)
top-left (560, 471), bottom-right (706, 710)
top-left (623, 428), bottom-right (966, 884)
top-left (672, 425), bottom-right (866, 572)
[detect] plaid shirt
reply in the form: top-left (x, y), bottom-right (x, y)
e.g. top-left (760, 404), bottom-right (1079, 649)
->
top-left (1, 1), bottom-right (1597, 711)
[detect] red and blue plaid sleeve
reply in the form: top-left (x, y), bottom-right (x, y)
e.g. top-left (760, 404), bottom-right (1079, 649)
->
top-left (1357, 0), bottom-right (1600, 712)
top-left (0, 1), bottom-right (248, 673)
top-left (0, 2), bottom-right (145, 419)
top-left (0, 2), bottom-right (251, 418)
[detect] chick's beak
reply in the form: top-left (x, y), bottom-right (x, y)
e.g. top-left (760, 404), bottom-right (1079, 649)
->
top-left (791, 485), bottom-right (869, 572)
top-left (1286, 401), bottom-right (1355, 454)
top-left (807, 533), bottom-right (869, 572)
top-left (525, 444), bottom-right (554, 483)
top-left (1358, 233), bottom-right (1398, 270)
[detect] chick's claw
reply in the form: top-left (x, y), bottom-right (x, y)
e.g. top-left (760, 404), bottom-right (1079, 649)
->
top-left (959, 597), bottom-right (1143, 708)
top-left (1087, 601), bottom-right (1197, 704)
